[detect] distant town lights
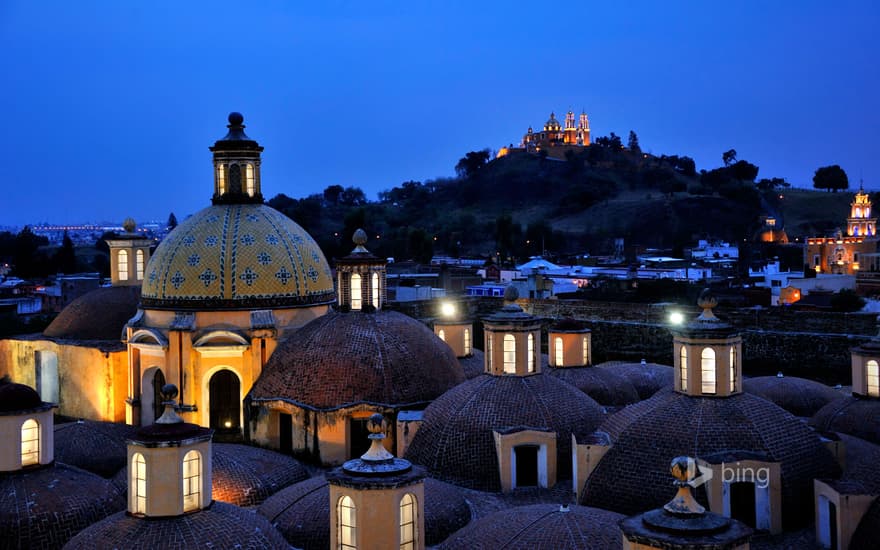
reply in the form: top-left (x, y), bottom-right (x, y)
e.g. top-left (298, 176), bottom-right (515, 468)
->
top-left (669, 311), bottom-right (685, 325)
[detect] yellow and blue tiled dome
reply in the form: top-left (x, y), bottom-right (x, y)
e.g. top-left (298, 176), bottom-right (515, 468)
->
top-left (141, 203), bottom-right (334, 309)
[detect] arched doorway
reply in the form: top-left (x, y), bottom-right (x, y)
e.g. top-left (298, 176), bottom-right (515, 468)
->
top-left (209, 370), bottom-right (240, 432)
top-left (141, 367), bottom-right (166, 426)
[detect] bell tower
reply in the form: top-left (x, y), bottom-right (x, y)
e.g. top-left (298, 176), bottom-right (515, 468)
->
top-left (847, 183), bottom-right (876, 237)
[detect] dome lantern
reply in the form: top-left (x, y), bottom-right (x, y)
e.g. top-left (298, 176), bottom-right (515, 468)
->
top-left (210, 112), bottom-right (265, 205)
top-left (336, 228), bottom-right (387, 311)
top-left (0, 379), bottom-right (56, 472)
top-left (481, 286), bottom-right (542, 376)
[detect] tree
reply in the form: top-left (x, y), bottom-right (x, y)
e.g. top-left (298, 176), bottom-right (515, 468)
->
top-left (729, 160), bottom-right (759, 182)
top-left (722, 149), bottom-right (737, 166)
top-left (54, 231), bottom-right (77, 274)
top-left (813, 165), bottom-right (849, 192)
top-left (339, 186), bottom-right (367, 206)
top-left (627, 131), bottom-right (641, 155)
top-left (12, 226), bottom-right (49, 278)
top-left (323, 184), bottom-right (344, 205)
top-left (455, 149), bottom-right (491, 179)
top-left (167, 212), bottom-right (178, 231)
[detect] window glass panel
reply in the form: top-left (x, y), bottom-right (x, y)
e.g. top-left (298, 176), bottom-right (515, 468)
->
top-left (464, 329), bottom-right (471, 355)
top-left (245, 163), bottom-right (255, 196)
top-left (182, 450), bottom-right (201, 512)
top-left (118, 250), bottom-right (129, 280)
top-left (338, 495), bottom-right (357, 550)
top-left (133, 453), bottom-right (147, 514)
top-left (701, 348), bottom-right (716, 394)
top-left (680, 346), bottom-right (688, 391)
top-left (136, 250), bottom-right (145, 280)
top-left (21, 419), bottom-right (39, 466)
top-left (867, 360), bottom-right (879, 397)
top-left (554, 337), bottom-right (564, 366)
top-left (350, 273), bottom-right (362, 310)
top-left (372, 273), bottom-right (379, 309)
top-left (730, 347), bottom-right (736, 392)
top-left (399, 493), bottom-right (417, 550)
top-left (503, 334), bottom-right (516, 374)
top-left (582, 336), bottom-right (589, 365)
top-left (486, 335), bottom-right (492, 371)
top-left (217, 163), bottom-right (226, 194)
top-left (527, 334), bottom-right (535, 373)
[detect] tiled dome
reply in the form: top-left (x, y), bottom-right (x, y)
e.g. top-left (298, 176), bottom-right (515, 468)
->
top-left (43, 286), bottom-right (140, 341)
top-left (258, 476), bottom-right (471, 548)
top-left (62, 501), bottom-right (288, 549)
top-left (141, 203), bottom-right (334, 310)
top-left (439, 503), bottom-right (624, 550)
top-left (581, 389), bottom-right (840, 528)
top-left (211, 443), bottom-right (309, 507)
top-left (249, 311), bottom-right (464, 409)
top-left (743, 375), bottom-right (845, 417)
top-left (404, 374), bottom-right (605, 491)
top-left (458, 349), bottom-right (484, 379)
top-left (810, 396), bottom-right (880, 444)
top-left (1, 463), bottom-right (124, 549)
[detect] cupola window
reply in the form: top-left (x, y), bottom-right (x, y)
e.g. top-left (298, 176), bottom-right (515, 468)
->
top-left (730, 346), bottom-right (737, 392)
top-left (372, 272), bottom-right (379, 309)
top-left (437, 329), bottom-right (446, 342)
top-left (132, 453), bottom-right (147, 514)
top-left (118, 250), bottom-right (129, 280)
top-left (136, 250), bottom-right (145, 280)
top-left (527, 333), bottom-right (536, 373)
top-left (582, 336), bottom-right (589, 365)
top-left (337, 495), bottom-right (357, 550)
top-left (350, 273), bottom-right (362, 310)
top-left (554, 337), bottom-right (564, 366)
top-left (701, 348), bottom-right (716, 394)
top-left (182, 450), bottom-right (201, 512)
top-left (245, 163), bottom-right (255, 196)
top-left (217, 163), bottom-right (226, 194)
top-left (503, 334), bottom-right (516, 374)
top-left (399, 493), bottom-right (417, 550)
top-left (867, 359), bottom-right (879, 397)
top-left (679, 346), bottom-right (688, 390)
top-left (21, 418), bottom-right (39, 467)
top-left (486, 334), bottom-right (493, 371)
top-left (464, 329), bottom-right (471, 355)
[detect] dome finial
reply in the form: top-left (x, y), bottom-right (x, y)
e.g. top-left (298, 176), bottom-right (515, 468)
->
top-left (351, 228), bottom-right (370, 254)
top-left (696, 288), bottom-right (718, 322)
top-left (228, 112), bottom-right (244, 126)
top-left (664, 456), bottom-right (706, 516)
top-left (503, 285), bottom-right (519, 302)
top-left (122, 218), bottom-right (136, 234)
top-left (154, 384), bottom-right (184, 425)
top-left (359, 413), bottom-right (393, 462)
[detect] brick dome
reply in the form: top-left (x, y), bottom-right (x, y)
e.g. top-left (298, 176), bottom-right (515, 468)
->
top-left (404, 374), bottom-right (605, 491)
top-left (581, 389), bottom-right (840, 528)
top-left (545, 358), bottom-right (639, 407)
top-left (810, 396), bottom-right (880, 444)
top-left (595, 361), bottom-right (673, 399)
top-left (458, 349), bottom-right (485, 379)
top-left (54, 420), bottom-right (138, 478)
top-left (258, 476), bottom-right (471, 548)
top-left (43, 286), bottom-right (140, 341)
top-left (743, 375), bottom-right (845, 417)
top-left (63, 501), bottom-right (288, 549)
top-left (212, 443), bottom-right (309, 507)
top-left (248, 311), bottom-right (464, 409)
top-left (0, 380), bottom-right (44, 413)
top-left (1, 463), bottom-right (124, 549)
top-left (439, 503), bottom-right (624, 550)
top-left (851, 497), bottom-right (880, 550)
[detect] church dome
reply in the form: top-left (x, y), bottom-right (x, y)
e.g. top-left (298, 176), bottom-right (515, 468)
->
top-left (595, 361), bottom-right (673, 399)
top-left (404, 374), bottom-right (605, 491)
top-left (248, 310), bottom-right (464, 409)
top-left (141, 203), bottom-right (334, 310)
top-left (211, 443), bottom-right (309, 507)
top-left (743, 375), bottom-right (845, 417)
top-left (581, 389), bottom-right (840, 528)
top-left (54, 420), bottom-right (139, 478)
top-left (43, 286), bottom-right (140, 341)
top-left (545, 357), bottom-right (640, 407)
top-left (439, 504), bottom-right (624, 550)
top-left (810, 396), bottom-right (880, 445)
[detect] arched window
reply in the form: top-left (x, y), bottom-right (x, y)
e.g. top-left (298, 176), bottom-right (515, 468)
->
top-left (337, 495), bottom-right (357, 550)
top-left (503, 334), bottom-right (516, 374)
top-left (371, 273), bottom-right (380, 309)
top-left (680, 346), bottom-right (688, 391)
top-left (729, 346), bottom-right (737, 392)
top-left (437, 329), bottom-right (446, 342)
top-left (867, 360), bottom-right (879, 397)
top-left (245, 163), bottom-right (255, 196)
top-left (527, 333), bottom-right (535, 373)
top-left (350, 273), bottom-right (362, 310)
top-left (217, 163), bottom-right (226, 194)
top-left (21, 418), bottom-right (39, 466)
top-left (132, 453), bottom-right (147, 514)
top-left (136, 250), bottom-right (145, 280)
top-left (582, 336), bottom-right (590, 365)
top-left (553, 337), bottom-right (564, 366)
top-left (701, 348), bottom-right (716, 394)
top-left (182, 450), bottom-right (201, 512)
top-left (118, 250), bottom-right (129, 280)
top-left (464, 329), bottom-right (471, 355)
top-left (399, 493), bottom-right (417, 550)
top-left (486, 334), bottom-right (493, 371)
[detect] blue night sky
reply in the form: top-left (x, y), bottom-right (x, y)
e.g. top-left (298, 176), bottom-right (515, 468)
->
top-left (1, 1), bottom-right (878, 226)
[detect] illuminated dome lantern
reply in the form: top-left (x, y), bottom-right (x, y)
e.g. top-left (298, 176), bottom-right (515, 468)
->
top-left (125, 113), bottom-right (334, 432)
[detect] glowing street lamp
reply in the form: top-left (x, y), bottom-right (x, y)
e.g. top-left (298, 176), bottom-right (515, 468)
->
top-left (669, 311), bottom-right (685, 325)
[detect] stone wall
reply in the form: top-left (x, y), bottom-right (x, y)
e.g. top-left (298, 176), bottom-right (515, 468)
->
top-left (390, 297), bottom-right (877, 384)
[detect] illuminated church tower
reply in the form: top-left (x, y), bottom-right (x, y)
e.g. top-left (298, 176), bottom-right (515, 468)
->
top-left (577, 110), bottom-right (591, 145)
top-left (564, 110), bottom-right (577, 144)
top-left (847, 183), bottom-right (876, 237)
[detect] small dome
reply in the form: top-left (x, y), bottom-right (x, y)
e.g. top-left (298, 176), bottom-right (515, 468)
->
top-left (596, 361), bottom-right (673, 399)
top-left (810, 396), bottom-right (880, 445)
top-left (249, 311), bottom-right (464, 409)
top-left (743, 375), bottom-right (845, 417)
top-left (258, 476), bottom-right (470, 548)
top-left (582, 389), bottom-right (840, 528)
top-left (63, 501), bottom-right (288, 549)
top-left (43, 286), bottom-right (140, 341)
top-left (852, 498), bottom-right (880, 549)
top-left (458, 349), bottom-right (485, 379)
top-left (439, 504), bottom-right (624, 550)
top-left (545, 361), bottom-right (640, 406)
top-left (212, 443), bottom-right (309, 507)
top-left (54, 420), bottom-right (139, 477)
top-left (1, 463), bottom-right (124, 548)
top-left (141, 203), bottom-right (334, 310)
top-left (0, 380), bottom-right (43, 412)
top-left (405, 374), bottom-right (605, 491)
